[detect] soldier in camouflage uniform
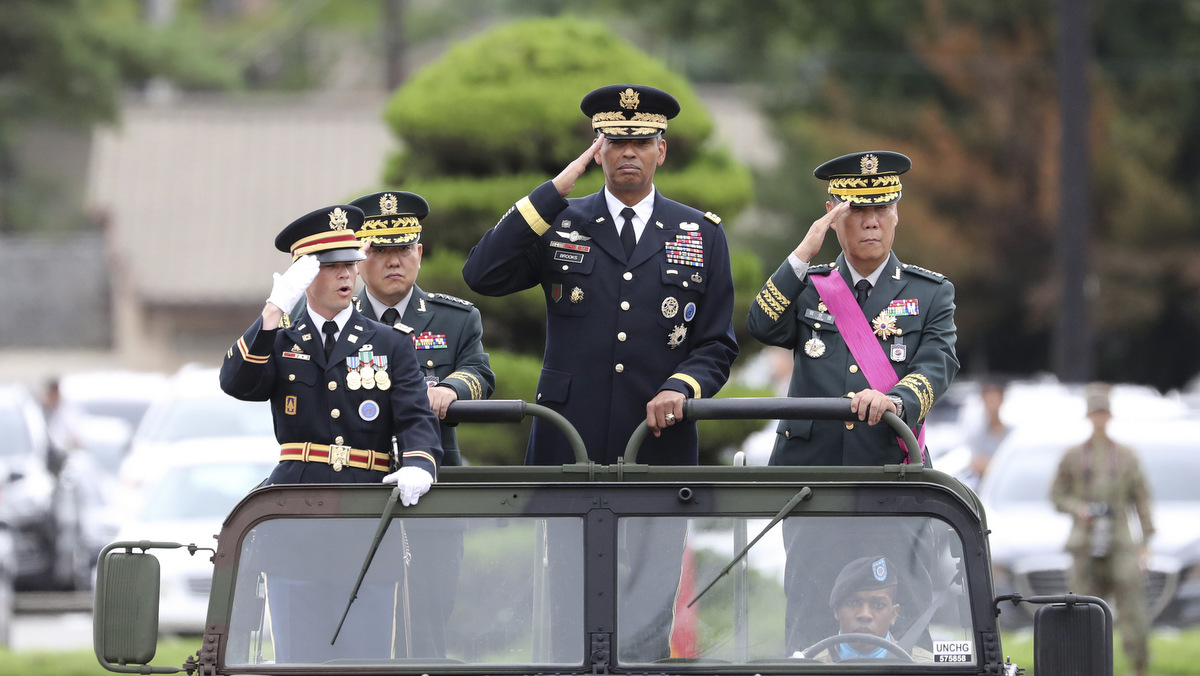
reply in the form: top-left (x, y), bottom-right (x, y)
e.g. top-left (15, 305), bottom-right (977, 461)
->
top-left (1051, 383), bottom-right (1154, 676)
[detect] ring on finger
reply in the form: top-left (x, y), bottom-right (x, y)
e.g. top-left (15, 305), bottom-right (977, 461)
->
top-left (665, 412), bottom-right (676, 424)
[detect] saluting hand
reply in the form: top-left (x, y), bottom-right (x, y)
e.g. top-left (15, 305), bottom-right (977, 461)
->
top-left (793, 199), bottom-right (851, 263)
top-left (552, 136), bottom-right (604, 197)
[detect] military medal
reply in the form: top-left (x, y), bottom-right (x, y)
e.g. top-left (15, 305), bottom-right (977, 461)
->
top-left (346, 370), bottom-right (362, 390)
top-left (872, 312), bottom-right (900, 339)
top-left (890, 338), bottom-right (907, 362)
top-left (661, 296), bottom-right (679, 318)
top-left (817, 301), bottom-right (828, 313)
top-left (570, 286), bottom-right (584, 303)
top-left (667, 324), bottom-right (688, 349)
top-left (684, 302), bottom-right (696, 322)
top-left (804, 336), bottom-right (826, 358)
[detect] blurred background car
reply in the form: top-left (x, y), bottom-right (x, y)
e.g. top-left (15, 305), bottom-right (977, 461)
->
top-left (113, 437), bottom-right (277, 635)
top-left (979, 391), bottom-right (1200, 629)
top-left (118, 365), bottom-right (273, 495)
top-left (0, 497), bottom-right (15, 647)
top-left (0, 382), bottom-right (89, 590)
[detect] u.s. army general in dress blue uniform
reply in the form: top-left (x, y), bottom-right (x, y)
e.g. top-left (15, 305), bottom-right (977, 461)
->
top-left (462, 84), bottom-right (738, 468)
top-left (219, 203), bottom-right (444, 662)
top-left (463, 84), bottom-right (739, 664)
top-left (746, 151), bottom-right (958, 654)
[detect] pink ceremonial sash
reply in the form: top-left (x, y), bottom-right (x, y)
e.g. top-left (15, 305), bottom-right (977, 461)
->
top-left (809, 271), bottom-right (926, 464)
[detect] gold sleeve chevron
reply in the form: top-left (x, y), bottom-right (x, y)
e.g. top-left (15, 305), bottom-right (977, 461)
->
top-left (446, 371), bottom-right (484, 400)
top-left (754, 279), bottom-right (790, 322)
top-left (236, 336), bottom-right (270, 364)
top-left (897, 374), bottom-right (935, 421)
top-left (516, 196), bottom-right (551, 236)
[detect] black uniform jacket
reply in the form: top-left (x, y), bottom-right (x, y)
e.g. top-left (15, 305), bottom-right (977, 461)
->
top-left (356, 284), bottom-right (495, 466)
top-left (747, 251), bottom-right (958, 466)
top-left (220, 310), bottom-right (443, 484)
top-left (463, 180), bottom-right (738, 465)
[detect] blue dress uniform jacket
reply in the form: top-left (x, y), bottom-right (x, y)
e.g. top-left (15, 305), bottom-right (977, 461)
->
top-left (356, 284), bottom-right (496, 466)
top-left (463, 181), bottom-right (739, 465)
top-left (747, 251), bottom-right (958, 466)
top-left (220, 310), bottom-right (443, 483)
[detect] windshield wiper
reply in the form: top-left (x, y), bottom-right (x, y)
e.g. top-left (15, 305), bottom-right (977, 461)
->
top-left (331, 485), bottom-right (404, 644)
top-left (687, 487), bottom-right (812, 608)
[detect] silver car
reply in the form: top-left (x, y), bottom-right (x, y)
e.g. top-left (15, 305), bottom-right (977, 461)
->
top-left (980, 412), bottom-right (1200, 629)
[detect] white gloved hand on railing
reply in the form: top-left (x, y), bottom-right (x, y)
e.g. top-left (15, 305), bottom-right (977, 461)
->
top-left (266, 254), bottom-right (320, 313)
top-left (382, 466), bottom-right (434, 506)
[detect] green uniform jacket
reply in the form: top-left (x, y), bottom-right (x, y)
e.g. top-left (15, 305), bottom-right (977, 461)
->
top-left (355, 285), bottom-right (495, 466)
top-left (746, 252), bottom-right (959, 466)
top-left (1051, 436), bottom-right (1155, 556)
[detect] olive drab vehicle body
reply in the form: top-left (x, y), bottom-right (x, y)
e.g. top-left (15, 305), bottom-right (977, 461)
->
top-left (93, 398), bottom-right (1112, 676)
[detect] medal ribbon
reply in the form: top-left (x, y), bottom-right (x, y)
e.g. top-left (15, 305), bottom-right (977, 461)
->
top-left (809, 272), bottom-right (926, 464)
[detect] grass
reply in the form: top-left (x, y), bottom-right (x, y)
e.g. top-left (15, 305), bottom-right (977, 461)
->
top-left (4, 630), bottom-right (1200, 675)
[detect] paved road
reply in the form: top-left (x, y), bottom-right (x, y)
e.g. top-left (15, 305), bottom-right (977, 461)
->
top-left (11, 592), bottom-right (93, 652)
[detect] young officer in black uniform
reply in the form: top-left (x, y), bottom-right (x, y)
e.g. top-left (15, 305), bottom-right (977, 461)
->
top-left (220, 204), bottom-right (444, 662)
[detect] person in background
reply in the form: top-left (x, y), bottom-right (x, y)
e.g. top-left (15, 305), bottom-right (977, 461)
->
top-left (1051, 382), bottom-right (1154, 676)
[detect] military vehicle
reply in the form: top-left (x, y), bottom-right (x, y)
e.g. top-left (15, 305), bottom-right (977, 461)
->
top-left (93, 398), bottom-right (1112, 676)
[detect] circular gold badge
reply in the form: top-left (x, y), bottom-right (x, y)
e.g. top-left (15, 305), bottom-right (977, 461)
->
top-left (804, 337), bottom-right (826, 358)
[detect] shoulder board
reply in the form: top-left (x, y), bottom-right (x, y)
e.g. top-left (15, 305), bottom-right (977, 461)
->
top-left (704, 211), bottom-right (722, 226)
top-left (427, 292), bottom-right (474, 308)
top-left (901, 263), bottom-right (948, 283)
top-left (392, 322), bottom-right (414, 335)
top-left (807, 262), bottom-right (838, 275)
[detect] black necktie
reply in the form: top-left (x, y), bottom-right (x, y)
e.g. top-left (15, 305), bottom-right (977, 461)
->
top-left (619, 207), bottom-right (637, 259)
top-left (380, 308), bottom-right (399, 327)
top-left (855, 279), bottom-right (872, 306)
top-left (322, 320), bottom-right (337, 358)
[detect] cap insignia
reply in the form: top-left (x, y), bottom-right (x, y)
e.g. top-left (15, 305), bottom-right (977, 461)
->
top-left (860, 154), bottom-right (880, 175)
top-left (379, 193), bottom-right (399, 216)
top-left (620, 87), bottom-right (640, 110)
top-left (328, 207), bottom-right (350, 230)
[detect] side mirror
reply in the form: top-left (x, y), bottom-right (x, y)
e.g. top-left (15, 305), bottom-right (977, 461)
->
top-left (1032, 596), bottom-right (1113, 676)
top-left (93, 541), bottom-right (188, 674)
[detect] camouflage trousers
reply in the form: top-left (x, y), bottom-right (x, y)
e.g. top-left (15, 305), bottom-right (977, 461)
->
top-left (1069, 550), bottom-right (1149, 670)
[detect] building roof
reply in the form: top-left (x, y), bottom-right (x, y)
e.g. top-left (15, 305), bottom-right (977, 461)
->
top-left (86, 93), bottom-right (394, 305)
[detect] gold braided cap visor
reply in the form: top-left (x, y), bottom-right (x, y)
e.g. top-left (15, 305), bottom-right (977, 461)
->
top-left (290, 229), bottom-right (364, 261)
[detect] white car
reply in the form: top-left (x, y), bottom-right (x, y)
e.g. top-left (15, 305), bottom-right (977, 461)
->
top-left (119, 366), bottom-right (273, 493)
top-left (112, 437), bottom-right (279, 635)
top-left (979, 408), bottom-right (1200, 629)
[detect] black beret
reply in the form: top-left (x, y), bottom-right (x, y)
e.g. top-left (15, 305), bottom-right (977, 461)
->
top-left (580, 84), bottom-right (680, 139)
top-left (274, 205), bottom-right (365, 263)
top-left (814, 151), bottom-right (911, 207)
top-left (351, 191), bottom-right (429, 246)
top-left (829, 555), bottom-right (897, 608)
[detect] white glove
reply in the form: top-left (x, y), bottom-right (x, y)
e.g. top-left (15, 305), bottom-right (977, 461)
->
top-left (382, 466), bottom-right (434, 506)
top-left (266, 254), bottom-right (320, 313)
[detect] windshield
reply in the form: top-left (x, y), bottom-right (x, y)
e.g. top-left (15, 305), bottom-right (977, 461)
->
top-left (222, 512), bottom-right (974, 669)
top-left (0, 404), bottom-right (33, 459)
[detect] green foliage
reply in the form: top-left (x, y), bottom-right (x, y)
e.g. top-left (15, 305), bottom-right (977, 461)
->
top-left (457, 348), bottom-right (542, 465)
top-left (383, 17), bottom-right (713, 180)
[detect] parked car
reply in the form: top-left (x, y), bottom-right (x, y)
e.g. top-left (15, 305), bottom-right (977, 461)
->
top-left (0, 383), bottom-right (88, 590)
top-left (118, 366), bottom-right (273, 495)
top-left (980, 408), bottom-right (1200, 628)
top-left (57, 370), bottom-right (169, 470)
top-left (113, 436), bottom-right (278, 635)
top-left (0, 499), bottom-right (15, 647)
